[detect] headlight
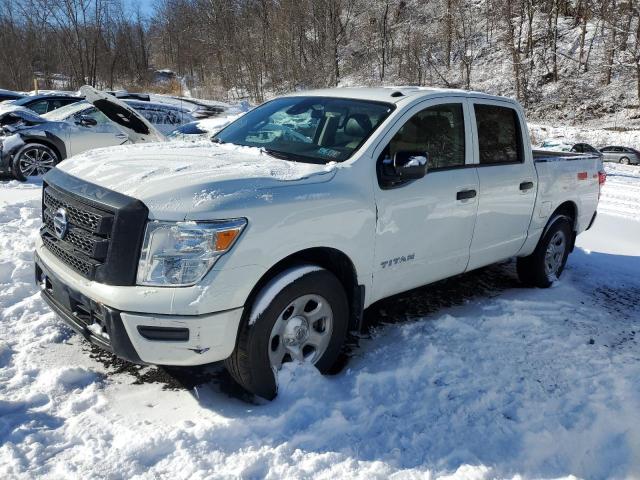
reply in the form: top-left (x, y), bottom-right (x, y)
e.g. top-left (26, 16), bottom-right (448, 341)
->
top-left (136, 219), bottom-right (246, 286)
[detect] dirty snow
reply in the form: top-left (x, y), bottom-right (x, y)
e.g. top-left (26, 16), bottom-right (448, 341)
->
top-left (1, 143), bottom-right (640, 479)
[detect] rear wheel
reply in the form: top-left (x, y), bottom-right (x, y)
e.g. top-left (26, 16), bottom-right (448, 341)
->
top-left (225, 266), bottom-right (348, 400)
top-left (619, 157), bottom-right (630, 165)
top-left (11, 143), bottom-right (59, 181)
top-left (517, 215), bottom-right (572, 288)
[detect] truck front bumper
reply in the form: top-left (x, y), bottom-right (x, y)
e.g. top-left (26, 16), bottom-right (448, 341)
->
top-left (35, 253), bottom-right (244, 366)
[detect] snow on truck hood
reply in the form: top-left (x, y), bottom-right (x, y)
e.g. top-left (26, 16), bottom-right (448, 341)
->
top-left (58, 141), bottom-right (337, 219)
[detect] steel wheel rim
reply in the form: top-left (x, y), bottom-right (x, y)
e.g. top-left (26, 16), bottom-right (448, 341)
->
top-left (19, 147), bottom-right (55, 177)
top-left (268, 293), bottom-right (333, 369)
top-left (544, 230), bottom-right (566, 276)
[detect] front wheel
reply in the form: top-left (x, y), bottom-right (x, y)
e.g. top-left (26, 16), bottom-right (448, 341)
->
top-left (517, 215), bottom-right (572, 288)
top-left (11, 143), bottom-right (59, 181)
top-left (619, 157), bottom-right (630, 165)
top-left (225, 266), bottom-right (348, 400)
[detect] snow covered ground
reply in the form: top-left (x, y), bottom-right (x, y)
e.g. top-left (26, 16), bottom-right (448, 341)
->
top-left (1, 160), bottom-right (639, 478)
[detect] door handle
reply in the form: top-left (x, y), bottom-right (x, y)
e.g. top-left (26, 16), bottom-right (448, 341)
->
top-left (115, 133), bottom-right (128, 139)
top-left (456, 189), bottom-right (477, 200)
top-left (520, 181), bottom-right (534, 191)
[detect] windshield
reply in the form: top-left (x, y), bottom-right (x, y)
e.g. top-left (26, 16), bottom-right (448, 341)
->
top-left (213, 96), bottom-right (394, 163)
top-left (43, 101), bottom-right (91, 121)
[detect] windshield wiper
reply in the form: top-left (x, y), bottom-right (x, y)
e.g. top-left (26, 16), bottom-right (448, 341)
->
top-left (262, 148), bottom-right (302, 162)
top-left (212, 137), bottom-right (225, 144)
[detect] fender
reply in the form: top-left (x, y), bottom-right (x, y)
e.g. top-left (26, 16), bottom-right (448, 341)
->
top-left (3, 128), bottom-right (67, 161)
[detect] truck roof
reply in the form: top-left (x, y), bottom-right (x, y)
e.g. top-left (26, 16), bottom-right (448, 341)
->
top-left (284, 86), bottom-right (517, 105)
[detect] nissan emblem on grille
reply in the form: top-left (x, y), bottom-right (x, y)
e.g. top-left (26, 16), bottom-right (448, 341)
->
top-left (53, 208), bottom-right (68, 240)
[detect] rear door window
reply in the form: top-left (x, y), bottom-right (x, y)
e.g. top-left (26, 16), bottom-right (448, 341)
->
top-left (474, 104), bottom-right (523, 165)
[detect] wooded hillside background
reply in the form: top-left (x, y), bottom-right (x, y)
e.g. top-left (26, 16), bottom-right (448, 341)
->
top-left (1, 0), bottom-right (639, 122)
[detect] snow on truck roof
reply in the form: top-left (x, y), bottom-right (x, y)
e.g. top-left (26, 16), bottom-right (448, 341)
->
top-left (284, 86), bottom-right (518, 104)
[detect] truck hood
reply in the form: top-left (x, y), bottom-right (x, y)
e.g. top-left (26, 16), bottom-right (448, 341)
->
top-left (58, 142), bottom-right (337, 219)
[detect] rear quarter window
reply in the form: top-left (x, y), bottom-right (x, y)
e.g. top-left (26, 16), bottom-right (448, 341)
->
top-left (474, 104), bottom-right (523, 165)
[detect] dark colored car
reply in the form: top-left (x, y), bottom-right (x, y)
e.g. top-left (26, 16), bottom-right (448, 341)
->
top-left (106, 90), bottom-right (151, 101)
top-left (0, 89), bottom-right (24, 102)
top-left (179, 98), bottom-right (227, 118)
top-left (8, 94), bottom-right (82, 115)
top-left (539, 140), bottom-right (603, 159)
top-left (599, 146), bottom-right (640, 165)
top-left (570, 143), bottom-right (602, 157)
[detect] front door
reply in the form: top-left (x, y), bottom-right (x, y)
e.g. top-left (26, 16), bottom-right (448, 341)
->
top-left (372, 99), bottom-right (479, 301)
top-left (69, 107), bottom-right (130, 156)
top-left (466, 101), bottom-right (537, 270)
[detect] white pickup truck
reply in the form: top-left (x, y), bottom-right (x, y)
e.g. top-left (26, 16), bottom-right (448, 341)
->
top-left (35, 87), bottom-right (604, 399)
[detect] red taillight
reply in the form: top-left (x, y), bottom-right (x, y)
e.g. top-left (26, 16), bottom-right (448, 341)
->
top-left (598, 171), bottom-right (606, 185)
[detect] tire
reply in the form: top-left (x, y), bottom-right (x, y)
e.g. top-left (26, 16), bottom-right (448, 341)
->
top-left (225, 266), bottom-right (348, 400)
top-left (11, 143), bottom-right (59, 181)
top-left (517, 215), bottom-right (573, 288)
top-left (619, 157), bottom-right (630, 165)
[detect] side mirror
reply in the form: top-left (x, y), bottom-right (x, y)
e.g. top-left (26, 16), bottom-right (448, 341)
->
top-left (393, 151), bottom-right (429, 180)
top-left (378, 150), bottom-right (428, 188)
top-left (76, 115), bottom-right (97, 127)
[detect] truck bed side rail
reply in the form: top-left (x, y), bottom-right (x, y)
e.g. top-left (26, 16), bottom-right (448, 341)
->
top-left (533, 150), bottom-right (601, 163)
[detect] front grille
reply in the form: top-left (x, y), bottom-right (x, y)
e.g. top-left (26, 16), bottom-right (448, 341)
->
top-left (43, 210), bottom-right (109, 259)
top-left (41, 185), bottom-right (114, 278)
top-left (41, 234), bottom-right (97, 276)
top-left (40, 169), bottom-right (149, 286)
top-left (43, 188), bottom-right (111, 233)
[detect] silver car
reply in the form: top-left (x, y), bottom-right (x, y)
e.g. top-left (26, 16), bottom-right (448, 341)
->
top-left (599, 146), bottom-right (640, 165)
top-left (0, 90), bottom-right (194, 180)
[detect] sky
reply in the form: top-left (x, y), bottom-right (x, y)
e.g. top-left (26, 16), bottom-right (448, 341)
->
top-left (124, 0), bottom-right (155, 17)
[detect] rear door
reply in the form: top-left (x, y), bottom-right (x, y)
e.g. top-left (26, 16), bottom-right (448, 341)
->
top-left (602, 147), bottom-right (619, 162)
top-left (467, 100), bottom-right (537, 270)
top-left (372, 98), bottom-right (479, 300)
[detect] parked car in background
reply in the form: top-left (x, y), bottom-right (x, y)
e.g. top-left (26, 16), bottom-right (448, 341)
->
top-left (0, 88), bottom-right (24, 102)
top-left (539, 140), bottom-right (602, 158)
top-left (570, 143), bottom-right (602, 156)
top-left (0, 88), bottom-right (190, 180)
top-left (174, 97), bottom-right (227, 119)
top-left (124, 99), bottom-right (195, 135)
top-left (1, 93), bottom-right (82, 115)
top-left (167, 122), bottom-right (211, 141)
top-left (106, 90), bottom-right (151, 101)
top-left (600, 146), bottom-right (640, 165)
top-left (151, 94), bottom-right (229, 119)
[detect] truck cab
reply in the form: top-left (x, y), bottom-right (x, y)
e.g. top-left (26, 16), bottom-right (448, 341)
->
top-left (34, 87), bottom-right (602, 399)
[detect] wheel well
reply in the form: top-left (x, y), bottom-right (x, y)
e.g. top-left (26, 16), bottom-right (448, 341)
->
top-left (246, 247), bottom-right (363, 330)
top-left (552, 201), bottom-right (577, 229)
top-left (550, 201), bottom-right (578, 251)
top-left (22, 139), bottom-right (62, 161)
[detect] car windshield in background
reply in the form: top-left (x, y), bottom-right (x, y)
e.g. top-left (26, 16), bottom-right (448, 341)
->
top-left (169, 122), bottom-right (207, 136)
top-left (213, 96), bottom-right (394, 164)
